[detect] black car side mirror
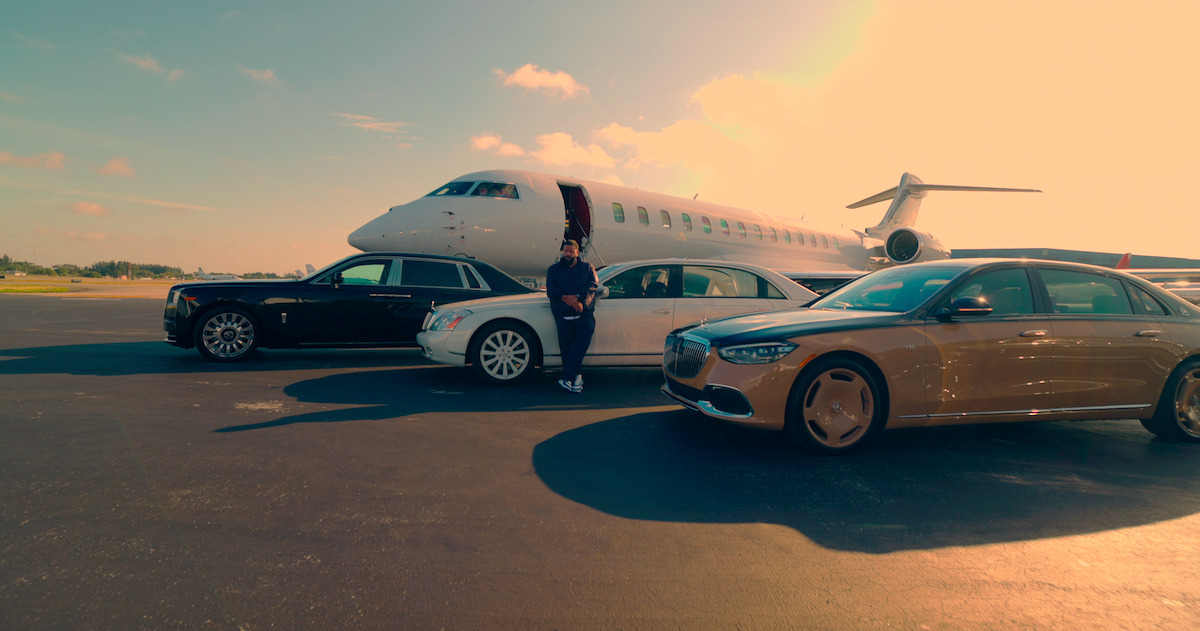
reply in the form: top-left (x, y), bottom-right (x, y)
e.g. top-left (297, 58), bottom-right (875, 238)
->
top-left (331, 272), bottom-right (344, 289)
top-left (935, 296), bottom-right (993, 321)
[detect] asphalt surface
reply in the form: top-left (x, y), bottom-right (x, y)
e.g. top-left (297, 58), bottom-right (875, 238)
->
top-left (1, 294), bottom-right (1198, 630)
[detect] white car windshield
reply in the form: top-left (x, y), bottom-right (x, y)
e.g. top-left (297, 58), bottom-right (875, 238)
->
top-left (811, 265), bottom-right (964, 312)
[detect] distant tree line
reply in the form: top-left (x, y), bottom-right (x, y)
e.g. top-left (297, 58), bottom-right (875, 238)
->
top-left (0, 254), bottom-right (295, 279)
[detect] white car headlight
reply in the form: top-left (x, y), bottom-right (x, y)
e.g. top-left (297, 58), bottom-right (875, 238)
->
top-left (427, 309), bottom-right (472, 331)
top-left (717, 342), bottom-right (797, 364)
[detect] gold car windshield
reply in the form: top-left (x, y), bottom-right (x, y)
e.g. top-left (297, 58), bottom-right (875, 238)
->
top-left (813, 266), bottom-right (962, 312)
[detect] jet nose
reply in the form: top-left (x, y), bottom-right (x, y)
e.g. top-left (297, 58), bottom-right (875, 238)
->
top-left (348, 212), bottom-right (395, 252)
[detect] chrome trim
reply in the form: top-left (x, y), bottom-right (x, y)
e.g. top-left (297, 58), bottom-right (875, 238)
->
top-left (898, 403), bottom-right (1153, 420)
top-left (661, 384), bottom-right (755, 420)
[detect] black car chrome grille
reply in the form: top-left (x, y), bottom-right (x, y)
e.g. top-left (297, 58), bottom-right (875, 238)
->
top-left (664, 336), bottom-right (710, 378)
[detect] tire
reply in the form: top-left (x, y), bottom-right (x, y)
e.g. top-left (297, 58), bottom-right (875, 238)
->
top-left (194, 307), bottom-right (259, 362)
top-left (469, 321), bottom-right (540, 384)
top-left (1141, 360), bottom-right (1200, 442)
top-left (785, 357), bottom-right (885, 455)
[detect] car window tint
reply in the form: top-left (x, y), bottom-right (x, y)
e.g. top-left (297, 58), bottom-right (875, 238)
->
top-left (401, 260), bottom-right (465, 288)
top-left (947, 268), bottom-right (1035, 315)
top-left (1039, 269), bottom-right (1132, 315)
top-left (682, 266), bottom-right (761, 298)
top-left (339, 262), bottom-right (391, 286)
top-left (463, 265), bottom-right (483, 289)
top-left (604, 266), bottom-right (673, 299)
top-left (1127, 283), bottom-right (1170, 316)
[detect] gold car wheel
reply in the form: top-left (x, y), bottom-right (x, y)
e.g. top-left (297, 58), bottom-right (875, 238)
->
top-left (1170, 365), bottom-right (1200, 438)
top-left (787, 358), bottom-right (883, 454)
top-left (1143, 361), bottom-right (1200, 442)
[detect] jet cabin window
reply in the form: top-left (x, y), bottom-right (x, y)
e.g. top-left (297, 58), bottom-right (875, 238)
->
top-left (613, 203), bottom-right (625, 223)
top-left (637, 207), bottom-right (650, 226)
top-left (720, 219), bottom-right (730, 236)
top-left (660, 210), bottom-right (671, 229)
top-left (681, 213), bottom-right (693, 231)
top-left (701, 217), bottom-right (712, 234)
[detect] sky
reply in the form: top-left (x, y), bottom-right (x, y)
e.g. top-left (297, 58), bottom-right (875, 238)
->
top-left (2, 0), bottom-right (1198, 275)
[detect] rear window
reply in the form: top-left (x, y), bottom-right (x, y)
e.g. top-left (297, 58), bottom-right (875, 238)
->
top-left (401, 260), bottom-right (465, 288)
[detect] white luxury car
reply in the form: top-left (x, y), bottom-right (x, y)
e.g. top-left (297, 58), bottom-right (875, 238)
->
top-left (417, 259), bottom-right (819, 383)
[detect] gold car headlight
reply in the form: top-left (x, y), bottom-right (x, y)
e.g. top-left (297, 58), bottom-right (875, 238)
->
top-left (717, 342), bottom-right (797, 364)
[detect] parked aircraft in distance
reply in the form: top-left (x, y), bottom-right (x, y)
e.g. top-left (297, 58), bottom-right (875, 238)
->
top-left (1116, 253), bottom-right (1200, 305)
top-left (195, 267), bottom-right (241, 281)
top-left (293, 263), bottom-right (317, 279)
top-left (348, 170), bottom-right (1040, 285)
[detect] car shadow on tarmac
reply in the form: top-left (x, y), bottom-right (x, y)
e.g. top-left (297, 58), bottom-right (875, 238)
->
top-left (0, 341), bottom-right (434, 376)
top-left (533, 410), bottom-right (1200, 553)
top-left (211, 363), bottom-right (671, 432)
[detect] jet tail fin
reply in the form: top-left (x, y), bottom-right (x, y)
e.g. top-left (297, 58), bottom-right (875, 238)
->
top-left (849, 173), bottom-right (1041, 238)
top-left (1115, 253), bottom-right (1132, 269)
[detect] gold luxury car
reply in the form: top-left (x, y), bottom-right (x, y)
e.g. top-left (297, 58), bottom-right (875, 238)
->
top-left (663, 259), bottom-right (1200, 455)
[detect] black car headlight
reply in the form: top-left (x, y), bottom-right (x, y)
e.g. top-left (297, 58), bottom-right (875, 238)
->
top-left (717, 342), bottom-right (797, 365)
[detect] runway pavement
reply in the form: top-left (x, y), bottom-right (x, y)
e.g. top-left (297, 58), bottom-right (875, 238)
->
top-left (1, 294), bottom-right (1198, 630)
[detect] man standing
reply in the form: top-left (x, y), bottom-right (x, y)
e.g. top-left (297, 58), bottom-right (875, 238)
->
top-left (546, 240), bottom-right (598, 393)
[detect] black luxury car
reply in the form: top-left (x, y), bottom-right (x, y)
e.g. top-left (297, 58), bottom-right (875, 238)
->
top-left (164, 252), bottom-right (535, 361)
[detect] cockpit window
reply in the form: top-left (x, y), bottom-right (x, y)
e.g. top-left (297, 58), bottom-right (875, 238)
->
top-left (427, 181), bottom-right (474, 197)
top-left (470, 182), bottom-right (519, 199)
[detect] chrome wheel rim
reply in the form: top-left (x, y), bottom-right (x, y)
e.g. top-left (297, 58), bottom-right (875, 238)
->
top-left (802, 367), bottom-right (874, 449)
top-left (478, 329), bottom-right (530, 381)
top-left (201, 312), bottom-right (256, 360)
top-left (1174, 368), bottom-right (1200, 438)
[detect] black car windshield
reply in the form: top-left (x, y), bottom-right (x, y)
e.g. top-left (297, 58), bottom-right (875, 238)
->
top-left (810, 265), bottom-right (964, 312)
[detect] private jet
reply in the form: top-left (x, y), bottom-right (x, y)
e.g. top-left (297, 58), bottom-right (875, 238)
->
top-left (348, 170), bottom-right (1039, 287)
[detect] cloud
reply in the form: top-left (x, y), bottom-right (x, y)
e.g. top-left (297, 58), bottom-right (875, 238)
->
top-left (493, 64), bottom-right (590, 99)
top-left (241, 67), bottom-right (280, 84)
top-left (71, 201), bottom-right (111, 216)
top-left (118, 52), bottom-right (163, 73)
top-left (332, 113), bottom-right (413, 148)
top-left (118, 51), bottom-right (186, 83)
top-left (62, 189), bottom-right (218, 212)
top-left (13, 32), bottom-right (54, 50)
top-left (0, 89), bottom-right (24, 103)
top-left (95, 157), bottom-right (136, 178)
top-left (529, 132), bottom-right (615, 168)
top-left (0, 151), bottom-right (66, 170)
top-left (333, 113), bottom-right (410, 134)
top-left (470, 132), bottom-right (526, 157)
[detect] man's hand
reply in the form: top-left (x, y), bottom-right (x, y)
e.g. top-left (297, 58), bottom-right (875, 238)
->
top-left (562, 295), bottom-right (583, 312)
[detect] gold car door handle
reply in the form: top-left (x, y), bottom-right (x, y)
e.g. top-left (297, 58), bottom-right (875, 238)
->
top-left (653, 308), bottom-right (671, 315)
top-left (1135, 330), bottom-right (1162, 337)
top-left (1019, 330), bottom-right (1048, 337)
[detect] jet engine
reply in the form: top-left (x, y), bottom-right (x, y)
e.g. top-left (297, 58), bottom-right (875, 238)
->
top-left (884, 228), bottom-right (949, 264)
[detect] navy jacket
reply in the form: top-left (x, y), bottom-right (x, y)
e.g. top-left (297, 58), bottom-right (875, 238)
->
top-left (546, 258), bottom-right (599, 319)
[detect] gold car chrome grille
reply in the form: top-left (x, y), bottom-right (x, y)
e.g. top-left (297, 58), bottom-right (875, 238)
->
top-left (664, 337), bottom-right (709, 378)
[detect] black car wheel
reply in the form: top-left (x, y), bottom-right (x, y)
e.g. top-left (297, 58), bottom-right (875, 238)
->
top-left (194, 307), bottom-right (259, 362)
top-left (1141, 360), bottom-right (1200, 441)
top-left (785, 357), bottom-right (884, 455)
top-left (470, 322), bottom-right (540, 384)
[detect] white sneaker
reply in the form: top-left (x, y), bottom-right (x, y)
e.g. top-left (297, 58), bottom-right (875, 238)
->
top-left (572, 375), bottom-right (584, 393)
top-left (557, 378), bottom-right (574, 392)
